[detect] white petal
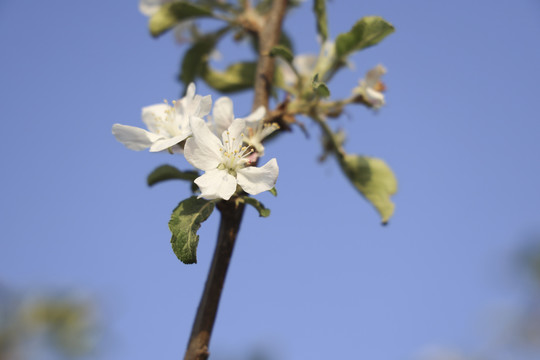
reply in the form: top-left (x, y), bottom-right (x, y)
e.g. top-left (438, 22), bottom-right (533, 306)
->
top-left (184, 137), bottom-right (221, 171)
top-left (240, 106), bottom-right (266, 124)
top-left (364, 64), bottom-right (386, 88)
top-left (227, 118), bottom-right (246, 140)
top-left (142, 103), bottom-right (169, 133)
top-left (293, 55), bottom-right (317, 76)
top-left (190, 117), bottom-right (223, 156)
top-left (195, 169), bottom-right (237, 200)
top-left (198, 95), bottom-right (212, 117)
top-left (185, 82), bottom-right (196, 99)
top-left (365, 88), bottom-right (385, 108)
top-left (213, 97), bottom-right (234, 134)
top-left (112, 124), bottom-right (161, 151)
top-left (139, 0), bottom-right (162, 16)
top-left (277, 58), bottom-right (298, 86)
top-left (149, 134), bottom-right (188, 152)
top-left (237, 158), bottom-right (279, 195)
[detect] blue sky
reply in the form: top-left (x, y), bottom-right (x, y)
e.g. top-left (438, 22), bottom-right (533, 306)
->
top-left (1, 1), bottom-right (540, 359)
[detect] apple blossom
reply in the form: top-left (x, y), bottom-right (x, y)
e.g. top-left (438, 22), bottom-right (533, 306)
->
top-left (211, 97), bottom-right (278, 157)
top-left (112, 83), bottom-right (211, 152)
top-left (184, 117), bottom-right (279, 201)
top-left (354, 64), bottom-right (387, 108)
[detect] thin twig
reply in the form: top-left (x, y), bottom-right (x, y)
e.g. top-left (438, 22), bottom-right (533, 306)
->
top-left (183, 1), bottom-right (288, 359)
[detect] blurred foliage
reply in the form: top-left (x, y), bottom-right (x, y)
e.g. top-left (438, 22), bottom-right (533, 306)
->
top-left (0, 287), bottom-right (96, 360)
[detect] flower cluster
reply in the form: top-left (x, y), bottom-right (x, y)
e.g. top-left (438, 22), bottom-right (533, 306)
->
top-left (353, 64), bottom-right (387, 108)
top-left (112, 84), bottom-right (279, 200)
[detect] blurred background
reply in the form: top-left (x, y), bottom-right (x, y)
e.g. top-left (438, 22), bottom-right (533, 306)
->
top-left (1, 0), bottom-right (539, 359)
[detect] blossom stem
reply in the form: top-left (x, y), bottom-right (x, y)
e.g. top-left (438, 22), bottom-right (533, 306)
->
top-left (183, 1), bottom-right (288, 359)
top-left (312, 112), bottom-right (346, 160)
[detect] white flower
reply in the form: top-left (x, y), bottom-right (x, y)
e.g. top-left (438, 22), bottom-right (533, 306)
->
top-left (139, 0), bottom-right (194, 44)
top-left (184, 117), bottom-right (279, 200)
top-left (112, 83), bottom-right (211, 152)
top-left (354, 64), bottom-right (387, 108)
top-left (278, 55), bottom-right (317, 86)
top-left (278, 41), bottom-right (353, 88)
top-left (211, 97), bottom-right (278, 157)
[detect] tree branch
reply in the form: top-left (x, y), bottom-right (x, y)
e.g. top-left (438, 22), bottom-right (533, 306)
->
top-left (252, 0), bottom-right (288, 110)
top-left (183, 1), bottom-right (288, 359)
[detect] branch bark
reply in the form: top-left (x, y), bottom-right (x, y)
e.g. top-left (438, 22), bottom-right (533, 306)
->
top-left (183, 1), bottom-right (288, 359)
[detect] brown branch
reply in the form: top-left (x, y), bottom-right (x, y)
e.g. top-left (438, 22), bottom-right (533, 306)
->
top-left (252, 0), bottom-right (288, 110)
top-left (183, 200), bottom-right (245, 360)
top-left (183, 1), bottom-right (288, 359)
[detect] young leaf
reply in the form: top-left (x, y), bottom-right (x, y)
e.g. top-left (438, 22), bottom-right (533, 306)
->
top-left (149, 2), bottom-right (213, 38)
top-left (269, 187), bottom-right (278, 197)
top-left (243, 197), bottom-right (271, 217)
top-left (339, 155), bottom-right (397, 224)
top-left (147, 165), bottom-right (198, 186)
top-left (270, 45), bottom-right (294, 64)
top-left (179, 28), bottom-right (229, 88)
top-left (201, 61), bottom-right (257, 93)
top-left (169, 197), bottom-right (215, 264)
top-left (313, 0), bottom-right (328, 42)
top-left (335, 16), bottom-right (395, 58)
top-left (312, 73), bottom-right (330, 98)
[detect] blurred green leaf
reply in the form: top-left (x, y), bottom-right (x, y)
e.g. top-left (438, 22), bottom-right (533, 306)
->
top-left (314, 0), bottom-right (328, 42)
top-left (270, 45), bottom-right (294, 64)
top-left (202, 61), bottom-right (257, 93)
top-left (339, 155), bottom-right (397, 224)
top-left (269, 187), bottom-right (277, 197)
top-left (147, 165), bottom-right (199, 193)
top-left (169, 197), bottom-right (215, 264)
top-left (243, 197), bottom-right (270, 217)
top-left (179, 28), bottom-right (229, 89)
top-left (149, 2), bottom-right (213, 37)
top-left (312, 73), bottom-right (330, 98)
top-left (250, 31), bottom-right (295, 55)
top-left (335, 16), bottom-right (394, 58)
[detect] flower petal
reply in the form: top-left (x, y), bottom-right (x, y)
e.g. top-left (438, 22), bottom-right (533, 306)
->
top-left (139, 0), bottom-right (161, 16)
top-left (365, 88), bottom-right (385, 108)
top-left (227, 118), bottom-right (246, 140)
top-left (239, 106), bottom-right (266, 124)
top-left (141, 103), bottom-right (169, 133)
top-left (112, 124), bottom-right (162, 151)
top-left (184, 137), bottom-right (221, 170)
top-left (149, 134), bottom-right (189, 152)
top-left (213, 97), bottom-right (234, 135)
top-left (237, 158), bottom-right (279, 195)
top-left (198, 95), bottom-right (212, 117)
top-left (190, 117), bottom-right (223, 155)
top-left (364, 64), bottom-right (386, 88)
top-left (185, 82), bottom-right (196, 99)
top-left (195, 169), bottom-right (237, 200)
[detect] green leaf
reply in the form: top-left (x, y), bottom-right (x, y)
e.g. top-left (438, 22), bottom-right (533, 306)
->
top-left (270, 45), bottom-right (294, 64)
top-left (149, 2), bottom-right (213, 38)
top-left (249, 31), bottom-right (294, 56)
top-left (202, 61), bottom-right (257, 93)
top-left (269, 187), bottom-right (278, 197)
top-left (312, 73), bottom-right (330, 98)
top-left (335, 16), bottom-right (395, 58)
top-left (339, 155), bottom-right (397, 224)
top-left (147, 165), bottom-right (198, 186)
top-left (313, 0), bottom-right (328, 42)
top-left (243, 197), bottom-right (270, 217)
top-left (179, 28), bottom-right (229, 88)
top-left (169, 197), bottom-right (215, 264)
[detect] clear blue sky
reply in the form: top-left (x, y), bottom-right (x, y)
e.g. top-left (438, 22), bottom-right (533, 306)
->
top-left (1, 1), bottom-right (540, 359)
